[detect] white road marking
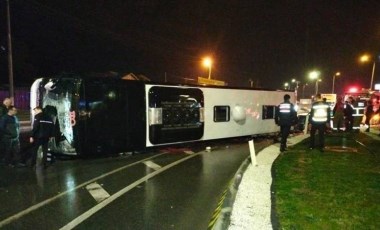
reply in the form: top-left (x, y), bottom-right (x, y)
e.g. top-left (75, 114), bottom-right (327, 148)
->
top-left (143, 160), bottom-right (162, 170)
top-left (59, 151), bottom-right (202, 230)
top-left (184, 150), bottom-right (194, 154)
top-left (86, 183), bottom-right (110, 203)
top-left (0, 153), bottom-right (166, 228)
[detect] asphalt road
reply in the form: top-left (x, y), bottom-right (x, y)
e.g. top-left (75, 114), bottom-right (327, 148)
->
top-left (0, 137), bottom-right (272, 230)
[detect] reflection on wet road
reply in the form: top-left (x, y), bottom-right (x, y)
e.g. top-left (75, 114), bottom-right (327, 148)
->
top-left (0, 138), bottom-right (271, 229)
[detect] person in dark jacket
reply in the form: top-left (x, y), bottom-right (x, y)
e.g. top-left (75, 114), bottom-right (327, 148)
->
top-left (0, 98), bottom-right (12, 118)
top-left (0, 105), bottom-right (20, 166)
top-left (0, 97), bottom-right (12, 146)
top-left (29, 106), bottom-right (54, 168)
top-left (362, 99), bottom-right (374, 132)
top-left (275, 94), bottom-right (298, 152)
top-left (309, 94), bottom-right (331, 152)
top-left (333, 97), bottom-right (344, 132)
top-left (344, 97), bottom-right (354, 132)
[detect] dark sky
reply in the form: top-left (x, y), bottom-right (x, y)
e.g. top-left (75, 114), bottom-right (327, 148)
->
top-left (1, 0), bottom-right (380, 97)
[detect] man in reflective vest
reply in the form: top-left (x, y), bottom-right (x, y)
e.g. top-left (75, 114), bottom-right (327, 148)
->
top-left (275, 94), bottom-right (297, 152)
top-left (309, 94), bottom-right (331, 152)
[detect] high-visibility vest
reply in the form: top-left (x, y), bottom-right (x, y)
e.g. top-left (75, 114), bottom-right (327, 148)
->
top-left (279, 103), bottom-right (291, 113)
top-left (312, 103), bottom-right (329, 122)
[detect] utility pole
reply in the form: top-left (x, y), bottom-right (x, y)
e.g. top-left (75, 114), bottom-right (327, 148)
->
top-left (249, 78), bottom-right (253, 88)
top-left (6, 0), bottom-right (14, 103)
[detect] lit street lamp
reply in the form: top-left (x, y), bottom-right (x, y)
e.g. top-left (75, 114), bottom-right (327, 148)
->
top-left (309, 71), bottom-right (321, 95)
top-left (359, 54), bottom-right (376, 90)
top-left (284, 82), bottom-right (289, 90)
top-left (332, 72), bottom-right (341, 94)
top-left (202, 57), bottom-right (213, 79)
top-left (291, 78), bottom-right (300, 90)
top-left (291, 78), bottom-right (300, 101)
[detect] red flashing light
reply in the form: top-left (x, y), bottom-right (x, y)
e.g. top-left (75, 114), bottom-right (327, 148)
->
top-left (348, 87), bottom-right (358, 93)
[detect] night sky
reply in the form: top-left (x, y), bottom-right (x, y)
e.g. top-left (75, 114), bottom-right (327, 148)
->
top-left (1, 0), bottom-right (380, 97)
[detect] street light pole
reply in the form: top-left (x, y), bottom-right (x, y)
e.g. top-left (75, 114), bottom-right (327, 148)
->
top-left (208, 64), bottom-right (212, 80)
top-left (360, 54), bottom-right (377, 90)
top-left (249, 79), bottom-right (253, 88)
top-left (332, 75), bottom-right (336, 94)
top-left (291, 79), bottom-right (300, 102)
top-left (6, 0), bottom-right (14, 103)
top-left (370, 61), bottom-right (376, 90)
top-left (332, 72), bottom-right (340, 94)
top-left (202, 57), bottom-right (213, 80)
top-left (309, 71), bottom-right (320, 96)
top-left (315, 80), bottom-right (318, 95)
top-left (302, 84), bottom-right (308, 98)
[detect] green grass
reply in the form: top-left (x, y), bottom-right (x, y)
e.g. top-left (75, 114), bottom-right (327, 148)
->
top-left (272, 132), bottom-right (380, 230)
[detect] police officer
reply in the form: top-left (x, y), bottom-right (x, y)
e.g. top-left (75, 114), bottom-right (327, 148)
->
top-left (309, 94), bottom-right (331, 152)
top-left (29, 106), bottom-right (54, 168)
top-left (275, 94), bottom-right (297, 152)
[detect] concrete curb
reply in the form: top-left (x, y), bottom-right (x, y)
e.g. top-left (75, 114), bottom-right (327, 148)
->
top-left (212, 155), bottom-right (252, 230)
top-left (227, 133), bottom-right (309, 230)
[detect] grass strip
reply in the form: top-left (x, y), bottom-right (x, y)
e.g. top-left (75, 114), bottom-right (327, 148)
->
top-left (272, 132), bottom-right (380, 229)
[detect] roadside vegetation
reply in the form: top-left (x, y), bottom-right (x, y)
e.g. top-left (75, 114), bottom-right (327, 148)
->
top-left (272, 132), bottom-right (380, 229)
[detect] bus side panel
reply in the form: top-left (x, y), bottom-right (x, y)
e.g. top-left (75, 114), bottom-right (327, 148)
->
top-left (201, 88), bottom-right (286, 140)
top-left (145, 85), bottom-right (292, 147)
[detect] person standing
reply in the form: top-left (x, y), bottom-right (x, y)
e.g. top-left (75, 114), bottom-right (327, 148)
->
top-left (0, 98), bottom-right (12, 117)
top-left (275, 94), bottom-right (298, 152)
top-left (0, 98), bottom-right (12, 158)
top-left (333, 97), bottom-right (345, 132)
top-left (362, 99), bottom-right (374, 132)
top-left (0, 106), bottom-right (20, 167)
top-left (344, 97), bottom-right (355, 132)
top-left (29, 106), bottom-right (54, 168)
top-left (309, 94), bottom-right (331, 152)
top-left (0, 98), bottom-right (12, 160)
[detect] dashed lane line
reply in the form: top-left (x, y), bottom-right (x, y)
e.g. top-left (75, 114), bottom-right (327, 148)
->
top-left (0, 153), bottom-right (167, 228)
top-left (59, 151), bottom-right (203, 230)
top-left (86, 182), bottom-right (111, 203)
top-left (143, 160), bottom-right (162, 170)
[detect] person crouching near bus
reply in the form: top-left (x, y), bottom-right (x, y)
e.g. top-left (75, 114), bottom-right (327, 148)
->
top-left (29, 106), bottom-right (54, 169)
top-left (0, 106), bottom-right (20, 167)
top-left (309, 94), bottom-right (331, 152)
top-left (275, 94), bottom-right (298, 152)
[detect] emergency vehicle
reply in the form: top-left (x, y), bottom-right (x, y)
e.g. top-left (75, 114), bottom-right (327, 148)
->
top-left (340, 88), bottom-right (380, 129)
